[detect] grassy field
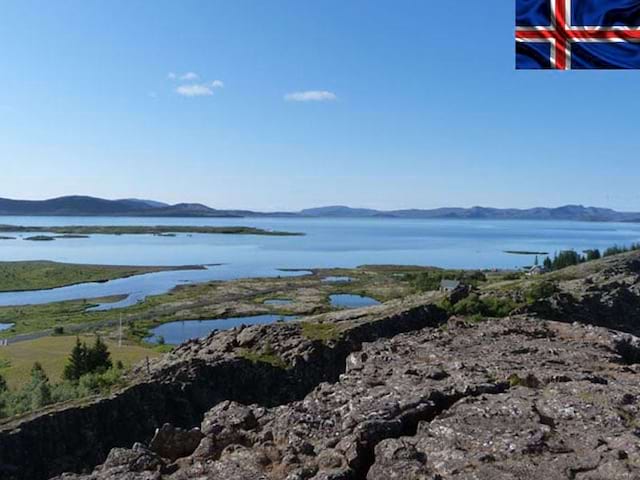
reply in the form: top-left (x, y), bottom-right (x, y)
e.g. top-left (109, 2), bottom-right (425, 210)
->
top-left (0, 295), bottom-right (129, 337)
top-left (0, 225), bottom-right (302, 236)
top-left (0, 335), bottom-right (160, 389)
top-left (0, 260), bottom-right (201, 292)
top-left (0, 265), bottom-right (425, 340)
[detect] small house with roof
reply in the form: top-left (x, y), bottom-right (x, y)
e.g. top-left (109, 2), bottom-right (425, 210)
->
top-left (526, 265), bottom-right (545, 276)
top-left (440, 279), bottom-right (461, 293)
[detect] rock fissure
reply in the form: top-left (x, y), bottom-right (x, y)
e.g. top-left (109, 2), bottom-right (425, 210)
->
top-left (49, 313), bottom-right (640, 480)
top-left (354, 383), bottom-right (511, 480)
top-left (0, 297), bottom-right (447, 480)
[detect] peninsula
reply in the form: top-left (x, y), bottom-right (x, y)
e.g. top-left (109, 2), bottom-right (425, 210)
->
top-left (0, 225), bottom-right (302, 237)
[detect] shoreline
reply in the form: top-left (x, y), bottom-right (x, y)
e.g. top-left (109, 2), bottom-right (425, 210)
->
top-left (0, 225), bottom-right (303, 236)
top-left (0, 261), bottom-right (208, 294)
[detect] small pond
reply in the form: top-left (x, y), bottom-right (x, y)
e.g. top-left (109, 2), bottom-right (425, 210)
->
top-left (0, 323), bottom-right (15, 332)
top-left (264, 299), bottom-right (293, 306)
top-left (329, 294), bottom-right (380, 309)
top-left (146, 314), bottom-right (297, 345)
top-left (322, 276), bottom-right (352, 283)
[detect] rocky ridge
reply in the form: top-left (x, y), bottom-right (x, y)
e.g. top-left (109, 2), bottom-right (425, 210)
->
top-left (0, 293), bottom-right (446, 479)
top-left (3, 252), bottom-right (640, 480)
top-left (521, 250), bottom-right (640, 335)
top-left (54, 316), bottom-right (640, 480)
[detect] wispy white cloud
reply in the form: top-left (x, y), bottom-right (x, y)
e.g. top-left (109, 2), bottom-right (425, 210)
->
top-left (168, 73), bottom-right (224, 97)
top-left (176, 84), bottom-right (214, 97)
top-left (180, 72), bottom-right (199, 81)
top-left (284, 90), bottom-right (337, 102)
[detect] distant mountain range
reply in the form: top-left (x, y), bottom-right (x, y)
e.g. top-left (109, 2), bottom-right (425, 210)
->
top-left (0, 196), bottom-right (240, 218)
top-left (300, 205), bottom-right (640, 222)
top-left (0, 196), bottom-right (639, 222)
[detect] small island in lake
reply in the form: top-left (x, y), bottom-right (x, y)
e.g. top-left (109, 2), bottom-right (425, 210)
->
top-left (504, 250), bottom-right (549, 255)
top-left (0, 225), bottom-right (303, 237)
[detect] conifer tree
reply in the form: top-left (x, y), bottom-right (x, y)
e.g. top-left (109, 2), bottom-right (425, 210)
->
top-left (63, 337), bottom-right (88, 381)
top-left (28, 362), bottom-right (51, 409)
top-left (87, 336), bottom-right (112, 374)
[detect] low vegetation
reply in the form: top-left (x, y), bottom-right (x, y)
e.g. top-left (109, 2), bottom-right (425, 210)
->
top-left (408, 269), bottom-right (487, 292)
top-left (238, 343), bottom-right (287, 369)
top-left (0, 336), bottom-right (137, 419)
top-left (0, 335), bottom-right (159, 390)
top-left (440, 294), bottom-right (519, 318)
top-left (0, 261), bottom-right (198, 292)
top-left (0, 295), bottom-right (130, 337)
top-left (300, 322), bottom-right (341, 342)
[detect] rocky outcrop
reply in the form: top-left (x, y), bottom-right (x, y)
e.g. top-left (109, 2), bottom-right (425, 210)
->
top-left (53, 316), bottom-right (640, 480)
top-left (0, 295), bottom-right (446, 480)
top-left (523, 251), bottom-right (640, 334)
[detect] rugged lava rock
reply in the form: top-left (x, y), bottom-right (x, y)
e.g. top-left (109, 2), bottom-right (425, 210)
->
top-left (54, 316), bottom-right (640, 480)
top-left (0, 294), bottom-right (446, 480)
top-left (522, 250), bottom-right (640, 335)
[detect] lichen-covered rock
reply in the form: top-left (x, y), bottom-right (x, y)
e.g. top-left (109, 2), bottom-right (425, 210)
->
top-left (148, 424), bottom-right (203, 462)
top-left (57, 316), bottom-right (640, 480)
top-left (3, 294), bottom-right (446, 480)
top-left (54, 443), bottom-right (165, 480)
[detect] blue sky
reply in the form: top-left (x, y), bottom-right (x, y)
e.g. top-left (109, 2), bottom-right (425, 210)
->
top-left (1, 0), bottom-right (639, 211)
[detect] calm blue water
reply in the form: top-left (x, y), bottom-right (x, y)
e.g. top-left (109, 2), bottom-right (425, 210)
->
top-left (330, 294), bottom-right (380, 309)
top-left (0, 323), bottom-right (14, 332)
top-left (146, 314), bottom-right (297, 345)
top-left (322, 276), bottom-right (353, 283)
top-left (0, 216), bottom-right (639, 308)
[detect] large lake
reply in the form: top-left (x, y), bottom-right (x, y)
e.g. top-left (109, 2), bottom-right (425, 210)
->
top-left (0, 216), bottom-right (639, 307)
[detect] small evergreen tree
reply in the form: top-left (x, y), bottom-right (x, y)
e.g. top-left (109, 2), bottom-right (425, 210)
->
top-left (63, 338), bottom-right (88, 381)
top-left (87, 336), bottom-right (112, 374)
top-left (27, 363), bottom-right (52, 409)
top-left (585, 249), bottom-right (601, 261)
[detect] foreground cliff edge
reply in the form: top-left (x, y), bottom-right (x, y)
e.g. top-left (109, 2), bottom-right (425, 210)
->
top-left (2, 251), bottom-right (640, 480)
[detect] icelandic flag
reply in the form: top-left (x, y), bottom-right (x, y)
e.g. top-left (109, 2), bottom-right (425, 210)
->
top-left (516, 0), bottom-right (640, 69)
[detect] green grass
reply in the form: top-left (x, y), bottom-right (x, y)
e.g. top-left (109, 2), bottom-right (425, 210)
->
top-left (0, 225), bottom-right (302, 236)
top-left (0, 296), bottom-right (127, 337)
top-left (0, 260), bottom-right (201, 292)
top-left (300, 322), bottom-right (342, 342)
top-left (0, 335), bottom-right (159, 389)
top-left (0, 264), bottom-right (420, 340)
top-left (237, 348), bottom-right (287, 369)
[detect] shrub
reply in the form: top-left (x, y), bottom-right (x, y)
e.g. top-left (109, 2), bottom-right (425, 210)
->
top-left (525, 281), bottom-right (558, 304)
top-left (409, 269), bottom-right (486, 292)
top-left (1, 366), bottom-right (127, 419)
top-left (450, 294), bottom-right (518, 318)
top-left (501, 272), bottom-right (522, 281)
